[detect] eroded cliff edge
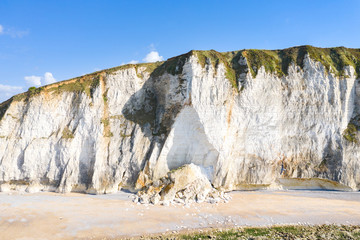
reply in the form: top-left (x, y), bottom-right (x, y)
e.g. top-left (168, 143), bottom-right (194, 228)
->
top-left (1, 46), bottom-right (360, 196)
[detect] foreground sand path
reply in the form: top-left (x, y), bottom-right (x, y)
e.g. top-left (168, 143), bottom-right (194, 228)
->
top-left (0, 190), bottom-right (360, 239)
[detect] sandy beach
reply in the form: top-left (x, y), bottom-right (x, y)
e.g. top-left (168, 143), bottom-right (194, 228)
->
top-left (0, 190), bottom-right (360, 239)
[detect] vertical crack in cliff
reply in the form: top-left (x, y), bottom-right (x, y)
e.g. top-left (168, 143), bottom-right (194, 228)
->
top-left (97, 74), bottom-right (113, 192)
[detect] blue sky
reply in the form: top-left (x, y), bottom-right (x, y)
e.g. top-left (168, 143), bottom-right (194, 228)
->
top-left (1, 0), bottom-right (360, 102)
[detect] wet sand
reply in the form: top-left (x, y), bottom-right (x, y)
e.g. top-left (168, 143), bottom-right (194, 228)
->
top-left (0, 190), bottom-right (360, 239)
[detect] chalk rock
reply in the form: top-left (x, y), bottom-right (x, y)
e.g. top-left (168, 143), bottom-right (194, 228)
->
top-left (1, 46), bottom-right (360, 196)
top-left (137, 164), bottom-right (226, 204)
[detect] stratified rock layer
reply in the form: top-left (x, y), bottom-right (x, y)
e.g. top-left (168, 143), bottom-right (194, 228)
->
top-left (1, 46), bottom-right (360, 199)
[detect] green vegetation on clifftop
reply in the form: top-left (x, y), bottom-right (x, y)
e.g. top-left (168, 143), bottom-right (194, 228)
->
top-left (196, 46), bottom-right (360, 81)
top-left (194, 50), bottom-right (238, 89)
top-left (246, 46), bottom-right (360, 78)
top-left (0, 86), bottom-right (45, 121)
top-left (48, 75), bottom-right (100, 98)
top-left (306, 46), bottom-right (360, 77)
top-left (1, 46), bottom-right (359, 110)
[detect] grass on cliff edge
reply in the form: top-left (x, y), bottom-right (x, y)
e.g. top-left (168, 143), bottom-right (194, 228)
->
top-left (191, 46), bottom-right (360, 91)
top-left (225, 45), bottom-right (360, 79)
top-left (126, 225), bottom-right (360, 240)
top-left (1, 45), bottom-right (360, 120)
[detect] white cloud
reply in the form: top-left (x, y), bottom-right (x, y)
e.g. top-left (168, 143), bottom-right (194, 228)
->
top-left (44, 72), bottom-right (56, 84)
top-left (0, 25), bottom-right (29, 38)
top-left (0, 84), bottom-right (23, 102)
top-left (0, 84), bottom-right (23, 93)
top-left (143, 51), bottom-right (164, 63)
top-left (24, 72), bottom-right (57, 86)
top-left (8, 29), bottom-right (29, 38)
top-left (149, 43), bottom-right (156, 51)
top-left (128, 60), bottom-right (139, 64)
top-left (24, 76), bottom-right (42, 86)
top-left (120, 60), bottom-right (139, 66)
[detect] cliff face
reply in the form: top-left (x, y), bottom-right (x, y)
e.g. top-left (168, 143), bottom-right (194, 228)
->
top-left (1, 46), bottom-right (360, 194)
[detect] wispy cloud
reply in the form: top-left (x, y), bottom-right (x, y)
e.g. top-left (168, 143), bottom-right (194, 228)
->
top-left (24, 76), bottom-right (42, 86)
top-left (143, 51), bottom-right (163, 63)
top-left (118, 45), bottom-right (164, 66)
top-left (128, 60), bottom-right (139, 64)
top-left (0, 84), bottom-right (23, 102)
top-left (0, 84), bottom-right (23, 93)
top-left (120, 60), bottom-right (140, 66)
top-left (149, 43), bottom-right (156, 51)
top-left (8, 29), bottom-right (29, 38)
top-left (44, 72), bottom-right (56, 84)
top-left (0, 24), bottom-right (29, 38)
top-left (24, 72), bottom-right (56, 86)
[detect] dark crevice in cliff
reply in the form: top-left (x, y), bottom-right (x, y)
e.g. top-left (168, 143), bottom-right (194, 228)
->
top-left (121, 56), bottom-right (191, 188)
top-left (319, 139), bottom-right (344, 182)
top-left (0, 98), bottom-right (13, 122)
top-left (122, 54), bottom-right (190, 138)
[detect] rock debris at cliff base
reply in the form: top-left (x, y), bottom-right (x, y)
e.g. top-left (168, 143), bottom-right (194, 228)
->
top-left (135, 164), bottom-right (231, 205)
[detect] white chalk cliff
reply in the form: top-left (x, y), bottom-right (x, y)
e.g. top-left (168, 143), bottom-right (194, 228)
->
top-left (1, 46), bottom-right (360, 198)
